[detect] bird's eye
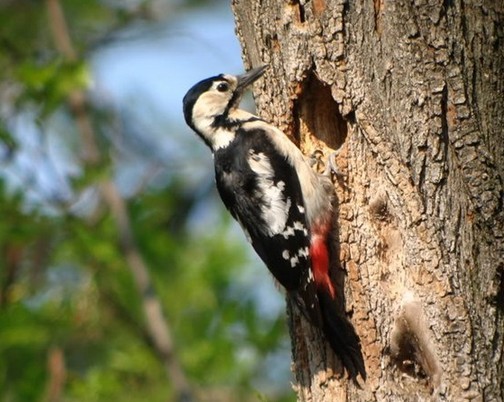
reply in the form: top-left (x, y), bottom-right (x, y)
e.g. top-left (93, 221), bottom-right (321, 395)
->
top-left (217, 82), bottom-right (229, 92)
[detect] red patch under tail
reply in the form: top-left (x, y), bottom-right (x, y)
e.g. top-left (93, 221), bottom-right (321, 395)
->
top-left (310, 231), bottom-right (336, 299)
top-left (309, 225), bottom-right (366, 381)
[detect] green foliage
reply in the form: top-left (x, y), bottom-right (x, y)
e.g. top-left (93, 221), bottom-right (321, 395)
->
top-left (0, 170), bottom-right (292, 401)
top-left (16, 59), bottom-right (91, 116)
top-left (0, 1), bottom-right (294, 401)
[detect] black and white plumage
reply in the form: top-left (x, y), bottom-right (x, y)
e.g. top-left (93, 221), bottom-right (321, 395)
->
top-left (183, 66), bottom-right (365, 381)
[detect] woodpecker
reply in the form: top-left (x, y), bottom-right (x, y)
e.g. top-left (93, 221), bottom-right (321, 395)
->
top-left (183, 66), bottom-right (366, 381)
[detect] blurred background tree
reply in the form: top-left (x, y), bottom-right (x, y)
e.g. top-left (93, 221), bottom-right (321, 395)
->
top-left (0, 1), bottom-right (293, 401)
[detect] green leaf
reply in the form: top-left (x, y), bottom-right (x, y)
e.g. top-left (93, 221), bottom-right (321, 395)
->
top-left (16, 59), bottom-right (91, 115)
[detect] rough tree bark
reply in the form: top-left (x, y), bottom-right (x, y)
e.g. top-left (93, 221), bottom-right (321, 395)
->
top-left (232, 0), bottom-right (504, 400)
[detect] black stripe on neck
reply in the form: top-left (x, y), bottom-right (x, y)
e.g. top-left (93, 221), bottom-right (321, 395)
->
top-left (212, 115), bottom-right (263, 130)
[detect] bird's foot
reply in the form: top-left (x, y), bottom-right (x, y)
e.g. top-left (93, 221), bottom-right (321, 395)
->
top-left (309, 149), bottom-right (346, 180)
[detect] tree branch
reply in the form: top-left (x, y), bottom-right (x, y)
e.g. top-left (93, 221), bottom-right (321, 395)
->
top-left (45, 1), bottom-right (193, 400)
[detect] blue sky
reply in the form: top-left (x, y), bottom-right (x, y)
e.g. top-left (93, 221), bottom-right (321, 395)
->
top-left (91, 3), bottom-right (244, 125)
top-left (90, 0), bottom-right (287, 323)
top-left (1, 1), bottom-right (292, 392)
top-left (88, 3), bottom-right (291, 389)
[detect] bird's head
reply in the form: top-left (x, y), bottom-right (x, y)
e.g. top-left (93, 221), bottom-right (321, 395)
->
top-left (183, 65), bottom-right (267, 149)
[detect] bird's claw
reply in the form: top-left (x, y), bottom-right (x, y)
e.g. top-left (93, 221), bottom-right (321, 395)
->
top-left (309, 149), bottom-right (346, 180)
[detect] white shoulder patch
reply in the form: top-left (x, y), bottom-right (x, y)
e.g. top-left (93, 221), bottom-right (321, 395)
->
top-left (247, 150), bottom-right (291, 236)
top-left (212, 128), bottom-right (236, 150)
top-left (248, 150), bottom-right (273, 176)
top-left (244, 121), bottom-right (332, 228)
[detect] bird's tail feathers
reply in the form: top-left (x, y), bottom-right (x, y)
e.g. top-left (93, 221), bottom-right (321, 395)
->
top-left (318, 289), bottom-right (366, 382)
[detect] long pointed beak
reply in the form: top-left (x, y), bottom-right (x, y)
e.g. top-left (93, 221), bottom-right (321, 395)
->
top-left (236, 65), bottom-right (268, 92)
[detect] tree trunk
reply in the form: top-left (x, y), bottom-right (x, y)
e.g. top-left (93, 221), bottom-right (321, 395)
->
top-left (231, 0), bottom-right (504, 400)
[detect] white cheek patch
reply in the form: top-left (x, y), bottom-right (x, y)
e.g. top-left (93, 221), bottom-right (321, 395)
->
top-left (191, 91), bottom-right (235, 150)
top-left (192, 92), bottom-right (226, 123)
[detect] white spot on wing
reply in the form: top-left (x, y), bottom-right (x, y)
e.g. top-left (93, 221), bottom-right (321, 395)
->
top-left (282, 250), bottom-right (290, 260)
top-left (298, 247), bottom-right (309, 258)
top-left (290, 255), bottom-right (299, 267)
top-left (281, 226), bottom-right (295, 239)
top-left (243, 120), bottom-right (334, 229)
top-left (293, 221), bottom-right (305, 231)
top-left (281, 221), bottom-right (308, 239)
